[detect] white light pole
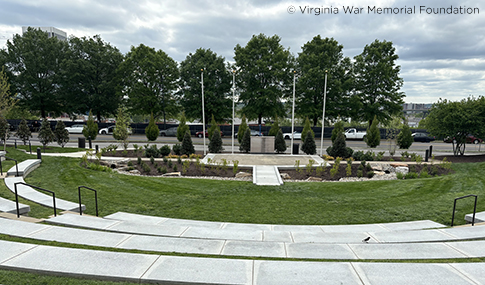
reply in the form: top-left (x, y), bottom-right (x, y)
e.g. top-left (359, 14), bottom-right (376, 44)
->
top-left (232, 70), bottom-right (236, 154)
top-left (320, 70), bottom-right (328, 156)
top-left (291, 70), bottom-right (296, 155)
top-left (201, 69), bottom-right (206, 155)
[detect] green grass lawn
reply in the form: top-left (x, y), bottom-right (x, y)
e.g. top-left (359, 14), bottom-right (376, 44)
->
top-left (0, 147), bottom-right (482, 226)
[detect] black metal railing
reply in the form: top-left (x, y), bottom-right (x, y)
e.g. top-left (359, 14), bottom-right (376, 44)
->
top-left (14, 182), bottom-right (57, 218)
top-left (451, 194), bottom-right (478, 227)
top-left (0, 156), bottom-right (19, 176)
top-left (78, 186), bottom-right (98, 216)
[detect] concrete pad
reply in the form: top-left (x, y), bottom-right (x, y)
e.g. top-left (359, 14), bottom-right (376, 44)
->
top-left (353, 262), bottom-right (474, 285)
top-left (182, 227), bottom-right (263, 241)
top-left (286, 243), bottom-right (358, 259)
top-left (141, 255), bottom-right (252, 285)
top-left (371, 229), bottom-right (456, 243)
top-left (0, 196), bottom-right (30, 215)
top-left (46, 213), bottom-right (120, 229)
top-left (107, 221), bottom-right (188, 237)
top-left (272, 224), bottom-right (324, 233)
top-left (254, 165), bottom-right (283, 186)
top-left (441, 225), bottom-right (485, 240)
top-left (0, 217), bottom-right (49, 236)
top-left (221, 240), bottom-right (287, 258)
top-left (380, 220), bottom-right (447, 231)
top-left (320, 224), bottom-right (387, 233)
top-left (451, 263), bottom-right (485, 285)
top-left (222, 222), bottom-right (273, 231)
top-left (291, 231), bottom-right (370, 244)
top-left (349, 243), bottom-right (468, 259)
top-left (161, 218), bottom-right (224, 229)
top-left (29, 227), bottom-right (132, 248)
top-left (0, 240), bottom-right (37, 263)
top-left (254, 260), bottom-right (362, 285)
top-left (263, 230), bottom-right (293, 242)
top-left (103, 211), bottom-right (168, 225)
top-left (2, 245), bottom-right (159, 282)
top-left (446, 240), bottom-right (485, 258)
top-left (465, 211), bottom-right (485, 223)
top-left (117, 235), bottom-right (224, 255)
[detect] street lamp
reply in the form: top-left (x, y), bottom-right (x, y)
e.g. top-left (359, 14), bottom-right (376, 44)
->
top-left (291, 70), bottom-right (296, 155)
top-left (201, 69), bottom-right (206, 155)
top-left (232, 69), bottom-right (236, 154)
top-left (320, 70), bottom-right (328, 156)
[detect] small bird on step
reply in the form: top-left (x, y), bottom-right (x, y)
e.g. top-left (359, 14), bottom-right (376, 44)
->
top-left (362, 237), bottom-right (371, 243)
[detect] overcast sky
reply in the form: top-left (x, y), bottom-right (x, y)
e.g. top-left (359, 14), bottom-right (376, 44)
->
top-left (0, 0), bottom-right (483, 104)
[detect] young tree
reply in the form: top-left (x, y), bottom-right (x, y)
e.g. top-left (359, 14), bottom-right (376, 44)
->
top-left (237, 115), bottom-right (248, 144)
top-left (268, 116), bottom-right (280, 136)
top-left (397, 123), bottom-right (413, 149)
top-left (38, 118), bottom-right (55, 149)
top-left (365, 116), bottom-right (381, 148)
top-left (181, 131), bottom-right (195, 156)
top-left (353, 40), bottom-right (405, 127)
top-left (82, 110), bottom-right (98, 140)
top-left (301, 130), bottom-right (317, 155)
top-left (179, 48), bottom-right (232, 123)
top-left (0, 67), bottom-right (17, 118)
top-left (296, 36), bottom-right (354, 126)
top-left (208, 127), bottom-right (223, 153)
top-left (0, 116), bottom-right (10, 149)
top-left (145, 113), bottom-right (159, 142)
top-left (207, 114), bottom-right (220, 141)
top-left (327, 132), bottom-right (350, 158)
top-left (274, 129), bottom-right (287, 153)
top-left (54, 120), bottom-right (69, 147)
top-left (240, 128), bottom-right (251, 153)
top-left (177, 112), bottom-right (190, 142)
top-left (234, 34), bottom-right (293, 125)
top-left (16, 119), bottom-right (32, 145)
top-left (118, 44), bottom-right (179, 124)
top-left (113, 107), bottom-right (131, 150)
top-left (331, 121), bottom-right (344, 144)
top-left (301, 117), bottom-right (314, 143)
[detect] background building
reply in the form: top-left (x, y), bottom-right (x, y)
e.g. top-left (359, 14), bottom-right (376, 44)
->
top-left (22, 26), bottom-right (67, 41)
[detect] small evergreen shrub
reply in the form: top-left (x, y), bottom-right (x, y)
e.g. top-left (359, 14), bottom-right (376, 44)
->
top-left (181, 131), bottom-right (195, 155)
top-left (301, 130), bottom-right (316, 155)
top-left (365, 116), bottom-right (380, 148)
top-left (240, 129), bottom-right (251, 153)
top-left (145, 113), bottom-right (159, 141)
top-left (208, 128), bottom-right (224, 153)
top-left (16, 119), bottom-right (32, 145)
top-left (159, 145), bottom-right (171, 157)
top-left (367, 171), bottom-right (375, 178)
top-left (144, 145), bottom-right (160, 158)
top-left (172, 144), bottom-right (182, 155)
top-left (397, 124), bottom-right (413, 149)
top-left (274, 129), bottom-right (287, 153)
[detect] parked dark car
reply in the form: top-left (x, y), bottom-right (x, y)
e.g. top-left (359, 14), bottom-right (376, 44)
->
top-left (412, 132), bottom-right (435, 143)
top-left (444, 134), bottom-right (483, 144)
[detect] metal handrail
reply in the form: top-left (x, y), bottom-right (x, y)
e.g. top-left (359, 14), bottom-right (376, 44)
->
top-left (14, 182), bottom-right (57, 218)
top-left (0, 156), bottom-right (19, 176)
top-left (451, 194), bottom-right (478, 227)
top-left (78, 186), bottom-right (98, 216)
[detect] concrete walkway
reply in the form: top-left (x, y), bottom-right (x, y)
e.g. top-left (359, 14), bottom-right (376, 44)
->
top-left (253, 165), bottom-right (283, 186)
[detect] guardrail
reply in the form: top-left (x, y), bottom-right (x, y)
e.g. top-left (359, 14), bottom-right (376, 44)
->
top-left (14, 182), bottom-right (57, 218)
top-left (451, 194), bottom-right (478, 226)
top-left (78, 186), bottom-right (98, 216)
top-left (1, 156), bottom-right (19, 176)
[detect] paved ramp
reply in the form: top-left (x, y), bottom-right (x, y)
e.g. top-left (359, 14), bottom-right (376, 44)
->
top-left (253, 166), bottom-right (283, 186)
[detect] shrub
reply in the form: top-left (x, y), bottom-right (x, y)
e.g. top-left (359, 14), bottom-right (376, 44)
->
top-left (159, 145), bottom-right (171, 157)
top-left (420, 170), bottom-right (431, 178)
top-left (173, 164), bottom-right (178, 172)
top-left (268, 116), bottom-right (280, 136)
top-left (181, 131), bottom-right (195, 155)
top-left (367, 171), bottom-right (375, 178)
top-left (405, 172), bottom-right (418, 179)
top-left (362, 151), bottom-right (375, 161)
top-left (172, 144), bottom-right (182, 155)
top-left (144, 145), bottom-right (160, 158)
top-left (239, 129), bottom-right (251, 153)
top-left (145, 113), bottom-right (159, 141)
top-left (237, 114), bottom-right (248, 144)
top-left (177, 112), bottom-right (190, 142)
top-left (331, 121), bottom-right (344, 144)
top-left (396, 172), bottom-right (404, 179)
top-left (330, 157), bottom-right (341, 178)
top-left (38, 119), bottom-right (55, 148)
top-left (137, 157), bottom-right (142, 165)
top-left (301, 130), bottom-right (317, 155)
top-left (168, 160), bottom-right (173, 168)
top-left (158, 166), bottom-right (167, 174)
top-left (127, 161), bottom-right (133, 167)
top-left (54, 120), bottom-right (69, 148)
top-left (207, 114), bottom-right (220, 142)
top-left (352, 150), bottom-right (365, 161)
top-left (346, 158), bottom-right (353, 177)
top-left (82, 110), bottom-right (98, 140)
top-left (274, 129), bottom-right (287, 153)
top-left (376, 151), bottom-right (385, 161)
top-left (301, 117), bottom-right (314, 142)
top-left (16, 119), bottom-right (32, 145)
top-left (365, 116), bottom-right (380, 148)
top-left (113, 107), bottom-right (130, 150)
top-left (141, 162), bottom-right (151, 173)
top-left (397, 124), bottom-right (413, 149)
top-left (208, 128), bottom-right (224, 153)
top-left (327, 132), bottom-right (350, 158)
top-left (357, 170), bottom-right (363, 178)
top-left (150, 156), bottom-right (155, 165)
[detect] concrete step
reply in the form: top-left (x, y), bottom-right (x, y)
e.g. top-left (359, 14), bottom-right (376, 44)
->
top-left (253, 165), bottom-right (283, 186)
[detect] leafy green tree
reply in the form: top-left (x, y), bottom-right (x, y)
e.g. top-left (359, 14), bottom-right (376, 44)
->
top-left (275, 129), bottom-right (287, 153)
top-left (268, 116), bottom-right (280, 136)
top-left (207, 114), bottom-right (220, 141)
top-left (296, 36), bottom-right (354, 126)
top-left (365, 115), bottom-right (380, 148)
top-left (4, 27), bottom-right (67, 117)
top-left (0, 67), bottom-right (17, 118)
top-left (38, 118), bottom-right (55, 149)
top-left (240, 129), bottom-right (251, 153)
top-left (61, 35), bottom-right (123, 121)
top-left (208, 127), bottom-right (223, 153)
top-left (0, 116), bottom-right (10, 149)
top-left (301, 117), bottom-right (314, 142)
top-left (54, 120), bottom-right (69, 147)
top-left (397, 123), bottom-right (413, 149)
top-left (331, 121), bottom-right (344, 144)
top-left (234, 34), bottom-right (294, 125)
top-left (177, 112), bottom-right (189, 142)
top-left (181, 132), bottom-right (195, 156)
top-left (426, 97), bottom-right (485, 156)
top-left (16, 119), bottom-right (32, 145)
top-left (301, 130), bottom-right (317, 155)
top-left (145, 113), bottom-right (159, 141)
top-left (353, 40), bottom-right (405, 127)
top-left (82, 110), bottom-right (98, 140)
top-left (113, 107), bottom-right (130, 150)
top-left (179, 48), bottom-right (232, 123)
top-left (237, 114), bottom-right (248, 144)
top-left (118, 44), bottom-right (179, 124)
